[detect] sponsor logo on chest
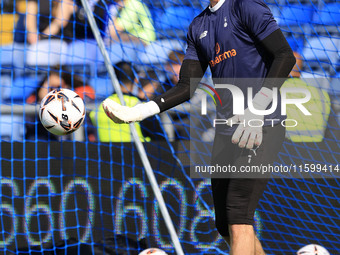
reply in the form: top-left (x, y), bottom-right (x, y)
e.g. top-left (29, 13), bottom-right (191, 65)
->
top-left (210, 42), bottom-right (237, 67)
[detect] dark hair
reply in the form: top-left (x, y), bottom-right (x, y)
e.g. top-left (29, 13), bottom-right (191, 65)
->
top-left (38, 65), bottom-right (84, 89)
top-left (139, 70), bottom-right (159, 87)
top-left (114, 61), bottom-right (136, 85)
top-left (28, 65), bottom-right (85, 103)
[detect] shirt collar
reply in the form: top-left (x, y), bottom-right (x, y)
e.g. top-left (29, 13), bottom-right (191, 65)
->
top-left (209, 0), bottom-right (225, 12)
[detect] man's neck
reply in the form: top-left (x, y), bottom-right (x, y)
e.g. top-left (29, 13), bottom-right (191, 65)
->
top-left (210, 0), bottom-right (219, 8)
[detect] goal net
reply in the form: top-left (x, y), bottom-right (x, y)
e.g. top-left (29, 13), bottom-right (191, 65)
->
top-left (0, 0), bottom-right (339, 254)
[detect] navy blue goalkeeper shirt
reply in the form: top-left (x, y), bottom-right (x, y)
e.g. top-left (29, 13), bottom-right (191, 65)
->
top-left (185, 0), bottom-right (285, 135)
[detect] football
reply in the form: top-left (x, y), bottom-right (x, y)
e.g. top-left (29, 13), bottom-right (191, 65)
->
top-left (39, 88), bottom-right (85, 136)
top-left (138, 248), bottom-right (168, 255)
top-left (297, 244), bottom-right (330, 255)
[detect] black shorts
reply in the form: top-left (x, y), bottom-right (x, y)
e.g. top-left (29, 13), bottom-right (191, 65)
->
top-left (210, 124), bottom-right (285, 235)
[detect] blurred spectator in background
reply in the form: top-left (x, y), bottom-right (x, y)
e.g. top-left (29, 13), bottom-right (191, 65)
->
top-left (281, 51), bottom-right (331, 142)
top-left (90, 61), bottom-right (149, 142)
top-left (0, 0), bottom-right (14, 11)
top-left (13, 1), bottom-right (27, 43)
top-left (138, 70), bottom-right (165, 140)
top-left (161, 50), bottom-right (185, 93)
top-left (25, 0), bottom-right (108, 44)
top-left (70, 0), bottom-right (108, 40)
top-left (26, 66), bottom-right (96, 141)
top-left (162, 50), bottom-right (190, 140)
top-left (107, 0), bottom-right (156, 45)
top-left (138, 70), bottom-right (160, 100)
top-left (289, 51), bottom-right (303, 78)
top-left (26, 0), bottom-right (73, 44)
top-left (26, 66), bottom-right (95, 104)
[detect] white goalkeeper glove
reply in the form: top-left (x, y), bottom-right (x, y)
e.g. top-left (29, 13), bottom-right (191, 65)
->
top-left (227, 87), bottom-right (273, 149)
top-left (102, 98), bottom-right (160, 124)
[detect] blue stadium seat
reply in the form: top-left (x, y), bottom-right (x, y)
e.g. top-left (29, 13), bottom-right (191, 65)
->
top-left (329, 73), bottom-right (340, 96)
top-left (0, 45), bottom-right (14, 103)
top-left (94, 42), bottom-right (143, 98)
top-left (67, 40), bottom-right (98, 64)
top-left (97, 42), bottom-right (141, 65)
top-left (0, 45), bottom-right (14, 67)
top-left (0, 73), bottom-right (12, 103)
top-left (268, 4), bottom-right (280, 21)
top-left (286, 36), bottom-right (305, 53)
top-left (26, 39), bottom-right (68, 67)
top-left (302, 37), bottom-right (340, 75)
top-left (0, 115), bottom-right (25, 141)
top-left (142, 0), bottom-right (162, 8)
top-left (278, 4), bottom-right (315, 27)
top-left (313, 3), bottom-right (340, 25)
top-left (12, 43), bottom-right (25, 76)
top-left (0, 44), bottom-right (26, 102)
top-left (0, 43), bottom-right (25, 76)
top-left (66, 40), bottom-right (99, 80)
top-left (155, 6), bottom-right (201, 37)
top-left (2, 76), bottom-right (39, 103)
top-left (312, 3), bottom-right (340, 34)
top-left (25, 39), bottom-right (68, 81)
top-left (149, 7), bottom-right (164, 22)
top-left (138, 39), bottom-right (185, 65)
top-left (90, 76), bottom-right (115, 100)
top-left (300, 72), bottom-right (332, 93)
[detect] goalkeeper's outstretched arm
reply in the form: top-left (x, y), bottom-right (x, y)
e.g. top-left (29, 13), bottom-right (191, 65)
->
top-left (152, 59), bottom-right (208, 112)
top-left (102, 59), bottom-right (207, 123)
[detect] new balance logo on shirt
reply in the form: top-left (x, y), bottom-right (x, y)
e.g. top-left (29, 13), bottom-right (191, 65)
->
top-left (199, 31), bottom-right (208, 39)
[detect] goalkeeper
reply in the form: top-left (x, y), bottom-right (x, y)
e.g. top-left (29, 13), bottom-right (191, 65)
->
top-left (103, 0), bottom-right (295, 254)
